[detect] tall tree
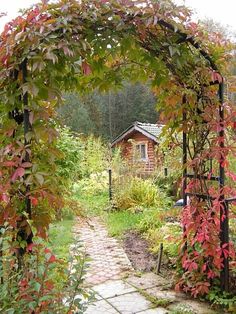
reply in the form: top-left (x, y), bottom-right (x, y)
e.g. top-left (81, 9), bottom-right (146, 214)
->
top-left (58, 82), bottom-right (158, 140)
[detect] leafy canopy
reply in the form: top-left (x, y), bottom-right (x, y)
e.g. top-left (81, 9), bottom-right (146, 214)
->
top-left (0, 0), bottom-right (235, 297)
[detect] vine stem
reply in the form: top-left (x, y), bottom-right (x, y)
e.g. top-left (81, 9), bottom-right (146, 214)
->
top-left (22, 59), bottom-right (32, 221)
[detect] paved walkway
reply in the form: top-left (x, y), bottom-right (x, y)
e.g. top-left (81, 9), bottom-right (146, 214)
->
top-left (73, 217), bottom-right (219, 314)
top-left (74, 217), bottom-right (132, 285)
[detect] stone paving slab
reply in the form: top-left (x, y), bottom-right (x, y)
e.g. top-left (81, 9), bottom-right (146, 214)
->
top-left (108, 291), bottom-right (152, 314)
top-left (92, 279), bottom-right (136, 299)
top-left (85, 299), bottom-right (119, 314)
top-left (125, 273), bottom-right (170, 290)
top-left (145, 287), bottom-right (186, 302)
top-left (138, 309), bottom-right (168, 314)
top-left (74, 218), bottom-right (220, 314)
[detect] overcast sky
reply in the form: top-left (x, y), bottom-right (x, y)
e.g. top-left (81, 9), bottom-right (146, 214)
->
top-left (0, 0), bottom-right (236, 32)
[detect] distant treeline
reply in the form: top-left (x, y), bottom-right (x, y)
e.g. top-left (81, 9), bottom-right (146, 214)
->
top-left (58, 82), bottom-right (159, 141)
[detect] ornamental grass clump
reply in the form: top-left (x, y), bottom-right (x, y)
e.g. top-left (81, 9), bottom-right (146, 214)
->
top-left (113, 176), bottom-right (172, 211)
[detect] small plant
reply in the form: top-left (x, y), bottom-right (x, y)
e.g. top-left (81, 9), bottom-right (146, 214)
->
top-left (136, 288), bottom-right (173, 308)
top-left (207, 287), bottom-right (236, 313)
top-left (74, 170), bottom-right (110, 196)
top-left (80, 135), bottom-right (109, 178)
top-left (146, 221), bottom-right (182, 258)
top-left (169, 304), bottom-right (196, 314)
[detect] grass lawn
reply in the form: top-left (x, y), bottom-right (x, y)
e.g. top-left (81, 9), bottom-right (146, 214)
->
top-left (48, 219), bottom-right (75, 260)
top-left (49, 187), bottom-right (143, 256)
top-left (75, 191), bottom-right (109, 216)
top-left (75, 191), bottom-right (142, 238)
top-left (104, 210), bottom-right (144, 237)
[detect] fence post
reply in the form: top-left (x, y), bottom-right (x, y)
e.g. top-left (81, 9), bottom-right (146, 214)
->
top-left (164, 167), bottom-right (168, 177)
top-left (108, 168), bottom-right (112, 201)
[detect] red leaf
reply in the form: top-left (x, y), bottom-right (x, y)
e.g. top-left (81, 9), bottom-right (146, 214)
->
top-left (211, 71), bottom-right (223, 83)
top-left (207, 270), bottom-right (216, 279)
top-left (3, 161), bottom-right (16, 167)
top-left (29, 112), bottom-right (34, 125)
top-left (45, 280), bottom-right (54, 290)
top-left (26, 243), bottom-right (35, 252)
top-left (30, 197), bottom-right (38, 206)
top-left (48, 254), bottom-right (56, 263)
top-left (19, 279), bottom-right (28, 288)
top-left (1, 193), bottom-right (9, 203)
top-left (11, 167), bottom-right (25, 182)
top-left (6, 128), bottom-right (15, 137)
top-left (81, 61), bottom-right (92, 75)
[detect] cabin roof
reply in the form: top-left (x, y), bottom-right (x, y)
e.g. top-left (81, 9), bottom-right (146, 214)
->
top-left (111, 121), bottom-right (164, 147)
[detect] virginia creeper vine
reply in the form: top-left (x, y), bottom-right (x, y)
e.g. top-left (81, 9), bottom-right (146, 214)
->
top-left (0, 0), bottom-right (235, 297)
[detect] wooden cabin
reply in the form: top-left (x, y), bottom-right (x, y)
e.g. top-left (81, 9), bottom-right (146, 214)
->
top-left (111, 121), bottom-right (163, 174)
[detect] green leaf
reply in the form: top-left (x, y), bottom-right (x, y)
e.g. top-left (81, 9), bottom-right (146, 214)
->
top-left (45, 51), bottom-right (58, 64)
top-left (22, 82), bottom-right (39, 97)
top-left (33, 282), bottom-right (41, 293)
top-left (35, 173), bottom-right (44, 185)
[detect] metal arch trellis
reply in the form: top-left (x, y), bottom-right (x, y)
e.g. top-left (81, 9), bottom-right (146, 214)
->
top-left (20, 9), bottom-right (230, 291)
top-left (147, 11), bottom-right (231, 293)
top-left (140, 9), bottom-right (231, 293)
top-left (182, 79), bottom-right (230, 292)
top-left (0, 0), bottom-right (234, 295)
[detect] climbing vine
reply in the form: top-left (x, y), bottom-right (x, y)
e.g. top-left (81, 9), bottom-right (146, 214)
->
top-left (0, 0), bottom-right (235, 300)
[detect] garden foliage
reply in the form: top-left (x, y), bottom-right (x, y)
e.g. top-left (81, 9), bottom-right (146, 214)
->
top-left (0, 229), bottom-right (91, 313)
top-left (0, 0), bottom-right (235, 302)
top-left (113, 176), bottom-right (171, 211)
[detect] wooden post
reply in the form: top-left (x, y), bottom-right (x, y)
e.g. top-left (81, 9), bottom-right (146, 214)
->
top-left (0, 233), bottom-right (3, 284)
top-left (108, 168), bottom-right (112, 201)
top-left (156, 243), bottom-right (163, 273)
top-left (182, 98), bottom-right (187, 207)
top-left (164, 167), bottom-right (168, 177)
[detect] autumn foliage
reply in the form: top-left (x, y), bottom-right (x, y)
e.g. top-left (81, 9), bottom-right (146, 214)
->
top-left (0, 0), bottom-right (235, 303)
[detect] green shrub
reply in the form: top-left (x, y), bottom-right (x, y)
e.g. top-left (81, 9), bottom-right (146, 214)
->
top-left (0, 230), bottom-right (92, 313)
top-left (113, 177), bottom-right (172, 210)
top-left (138, 205), bottom-right (181, 261)
top-left (80, 135), bottom-right (109, 177)
top-left (145, 221), bottom-right (182, 257)
top-left (56, 127), bottom-right (84, 183)
top-left (154, 133), bottom-right (182, 198)
top-left (73, 170), bottom-right (110, 196)
top-left (207, 288), bottom-right (236, 313)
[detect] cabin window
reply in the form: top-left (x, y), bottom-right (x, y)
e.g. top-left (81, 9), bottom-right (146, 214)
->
top-left (135, 143), bottom-right (147, 161)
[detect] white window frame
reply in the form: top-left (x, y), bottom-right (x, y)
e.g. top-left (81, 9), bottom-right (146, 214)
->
top-left (134, 142), bottom-right (148, 162)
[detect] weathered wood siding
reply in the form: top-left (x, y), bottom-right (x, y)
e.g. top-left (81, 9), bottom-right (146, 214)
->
top-left (115, 131), bottom-right (157, 174)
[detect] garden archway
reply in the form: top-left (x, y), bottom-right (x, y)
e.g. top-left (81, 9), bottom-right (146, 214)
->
top-left (0, 0), bottom-right (235, 296)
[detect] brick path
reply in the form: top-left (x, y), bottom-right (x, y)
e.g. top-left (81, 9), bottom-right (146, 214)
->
top-left (73, 217), bottom-right (133, 286)
top-left (73, 217), bottom-right (219, 314)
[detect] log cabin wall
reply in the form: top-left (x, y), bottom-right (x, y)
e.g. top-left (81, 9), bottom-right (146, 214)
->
top-left (115, 131), bottom-right (157, 174)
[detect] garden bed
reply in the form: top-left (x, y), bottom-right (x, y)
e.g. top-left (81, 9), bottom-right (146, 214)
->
top-left (123, 230), bottom-right (175, 282)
